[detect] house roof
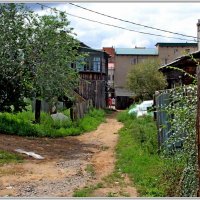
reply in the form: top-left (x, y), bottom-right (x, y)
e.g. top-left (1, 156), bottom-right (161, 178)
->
top-left (79, 42), bottom-right (110, 57)
top-left (159, 50), bottom-right (200, 70)
top-left (115, 48), bottom-right (158, 55)
top-left (155, 42), bottom-right (198, 47)
top-left (115, 87), bottom-right (135, 97)
top-left (103, 47), bottom-right (115, 57)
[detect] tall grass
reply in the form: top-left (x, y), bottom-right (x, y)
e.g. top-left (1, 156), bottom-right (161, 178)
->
top-left (0, 150), bottom-right (23, 165)
top-left (0, 108), bottom-right (105, 138)
top-left (116, 110), bottom-right (176, 197)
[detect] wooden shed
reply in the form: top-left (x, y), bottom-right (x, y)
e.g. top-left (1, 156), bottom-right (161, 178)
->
top-left (159, 50), bottom-right (200, 89)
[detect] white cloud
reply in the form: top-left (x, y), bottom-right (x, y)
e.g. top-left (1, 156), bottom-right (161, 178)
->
top-left (34, 3), bottom-right (200, 49)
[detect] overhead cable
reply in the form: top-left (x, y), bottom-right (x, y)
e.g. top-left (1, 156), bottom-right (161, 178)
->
top-left (69, 3), bottom-right (198, 40)
top-left (36, 3), bottom-right (197, 42)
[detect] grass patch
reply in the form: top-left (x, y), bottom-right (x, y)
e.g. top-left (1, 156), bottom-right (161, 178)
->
top-left (73, 183), bottom-right (103, 197)
top-left (102, 171), bottom-right (125, 187)
top-left (85, 164), bottom-right (96, 176)
top-left (0, 150), bottom-right (23, 165)
top-left (116, 110), bottom-right (177, 197)
top-left (0, 108), bottom-right (105, 138)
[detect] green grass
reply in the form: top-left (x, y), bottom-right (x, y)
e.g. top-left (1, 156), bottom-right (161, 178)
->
top-left (73, 183), bottom-right (104, 197)
top-left (0, 108), bottom-right (105, 138)
top-left (116, 110), bottom-right (171, 197)
top-left (0, 150), bottom-right (23, 165)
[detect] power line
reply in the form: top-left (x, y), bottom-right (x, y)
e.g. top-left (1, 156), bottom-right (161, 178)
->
top-left (69, 3), bottom-right (198, 40)
top-left (36, 3), bottom-right (197, 42)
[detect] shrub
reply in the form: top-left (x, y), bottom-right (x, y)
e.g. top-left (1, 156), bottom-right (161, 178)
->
top-left (0, 108), bottom-right (105, 137)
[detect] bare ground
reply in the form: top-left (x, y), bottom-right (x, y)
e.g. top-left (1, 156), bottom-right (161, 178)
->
top-left (0, 111), bottom-right (138, 197)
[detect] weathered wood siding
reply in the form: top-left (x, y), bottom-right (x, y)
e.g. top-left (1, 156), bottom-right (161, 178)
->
top-left (71, 99), bottom-right (93, 120)
top-left (78, 73), bottom-right (107, 109)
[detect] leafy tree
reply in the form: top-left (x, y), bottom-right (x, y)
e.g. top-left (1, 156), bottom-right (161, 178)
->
top-left (28, 12), bottom-right (83, 123)
top-left (127, 58), bottom-right (167, 99)
top-left (0, 3), bottom-right (33, 112)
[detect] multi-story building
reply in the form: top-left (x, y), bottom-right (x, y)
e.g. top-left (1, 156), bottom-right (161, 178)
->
top-left (103, 42), bottom-right (198, 109)
top-left (156, 42), bottom-right (198, 65)
top-left (74, 42), bottom-right (109, 109)
top-left (103, 47), bottom-right (115, 98)
top-left (114, 47), bottom-right (158, 109)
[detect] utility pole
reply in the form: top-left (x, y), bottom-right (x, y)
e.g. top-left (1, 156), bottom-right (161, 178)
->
top-left (196, 66), bottom-right (200, 197)
top-left (197, 19), bottom-right (200, 197)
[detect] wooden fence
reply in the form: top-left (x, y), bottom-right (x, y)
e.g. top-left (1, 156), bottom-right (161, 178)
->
top-left (77, 79), bottom-right (106, 109)
top-left (70, 99), bottom-right (93, 121)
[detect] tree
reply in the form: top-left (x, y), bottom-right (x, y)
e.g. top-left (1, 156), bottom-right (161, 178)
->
top-left (0, 4), bottom-right (33, 112)
top-left (29, 12), bottom-right (83, 123)
top-left (127, 58), bottom-right (167, 99)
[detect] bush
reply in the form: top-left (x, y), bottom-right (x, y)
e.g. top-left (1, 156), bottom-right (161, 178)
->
top-left (0, 108), bottom-right (105, 138)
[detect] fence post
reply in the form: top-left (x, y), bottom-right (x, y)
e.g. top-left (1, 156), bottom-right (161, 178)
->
top-left (196, 66), bottom-right (200, 197)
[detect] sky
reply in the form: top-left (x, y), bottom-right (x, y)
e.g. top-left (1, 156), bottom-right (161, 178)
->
top-left (27, 2), bottom-right (200, 49)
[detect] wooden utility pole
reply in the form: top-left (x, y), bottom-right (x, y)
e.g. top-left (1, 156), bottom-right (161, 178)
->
top-left (196, 66), bottom-right (200, 197)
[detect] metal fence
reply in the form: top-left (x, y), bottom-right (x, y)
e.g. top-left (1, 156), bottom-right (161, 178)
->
top-left (154, 90), bottom-right (171, 148)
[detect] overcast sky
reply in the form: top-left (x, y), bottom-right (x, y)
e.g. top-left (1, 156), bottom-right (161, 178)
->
top-left (28, 3), bottom-right (200, 49)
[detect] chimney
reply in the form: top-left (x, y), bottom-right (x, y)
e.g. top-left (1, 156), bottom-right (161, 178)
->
top-left (197, 19), bottom-right (200, 50)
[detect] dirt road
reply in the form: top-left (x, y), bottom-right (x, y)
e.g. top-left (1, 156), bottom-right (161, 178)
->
top-left (0, 111), bottom-right (137, 197)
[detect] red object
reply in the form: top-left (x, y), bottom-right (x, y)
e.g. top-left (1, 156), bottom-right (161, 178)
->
top-left (107, 98), bottom-right (112, 107)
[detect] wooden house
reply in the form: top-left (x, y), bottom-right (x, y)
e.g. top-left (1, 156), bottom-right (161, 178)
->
top-left (72, 42), bottom-right (109, 109)
top-left (159, 50), bottom-right (200, 89)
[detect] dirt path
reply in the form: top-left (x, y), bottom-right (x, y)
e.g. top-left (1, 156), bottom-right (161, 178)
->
top-left (0, 111), bottom-right (138, 197)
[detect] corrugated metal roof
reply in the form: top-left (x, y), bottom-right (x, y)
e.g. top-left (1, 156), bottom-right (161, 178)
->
top-left (115, 87), bottom-right (135, 97)
top-left (115, 48), bottom-right (158, 55)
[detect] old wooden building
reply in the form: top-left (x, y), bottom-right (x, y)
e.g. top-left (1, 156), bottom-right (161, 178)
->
top-left (73, 42), bottom-right (109, 109)
top-left (159, 50), bottom-right (200, 89)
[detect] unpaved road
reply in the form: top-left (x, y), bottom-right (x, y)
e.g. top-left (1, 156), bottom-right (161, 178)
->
top-left (0, 111), bottom-right (137, 197)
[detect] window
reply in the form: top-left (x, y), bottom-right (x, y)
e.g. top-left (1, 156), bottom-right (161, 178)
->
top-left (108, 75), bottom-right (111, 80)
top-left (112, 74), bottom-right (114, 81)
top-left (131, 58), bottom-right (137, 64)
top-left (174, 49), bottom-right (178, 54)
top-left (75, 57), bottom-right (85, 71)
top-left (102, 58), bottom-right (106, 73)
top-left (93, 57), bottom-right (101, 72)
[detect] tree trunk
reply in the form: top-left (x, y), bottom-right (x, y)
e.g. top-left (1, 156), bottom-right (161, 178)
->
top-left (35, 99), bottom-right (41, 123)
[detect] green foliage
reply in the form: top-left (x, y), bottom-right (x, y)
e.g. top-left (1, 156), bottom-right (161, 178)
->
top-left (0, 4), bottom-right (33, 112)
top-left (78, 108), bottom-right (105, 132)
top-left (73, 183), bottom-right (103, 197)
top-left (0, 150), bottom-right (23, 164)
top-left (161, 85), bottom-right (198, 196)
top-left (0, 3), bottom-right (84, 116)
top-left (0, 108), bottom-right (105, 137)
top-left (116, 111), bottom-right (167, 196)
top-left (127, 58), bottom-right (167, 99)
top-left (29, 12), bottom-right (83, 102)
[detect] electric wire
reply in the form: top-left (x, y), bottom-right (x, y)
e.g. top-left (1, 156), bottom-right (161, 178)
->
top-left (36, 3), bottom-right (198, 42)
top-left (69, 2), bottom-right (198, 40)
